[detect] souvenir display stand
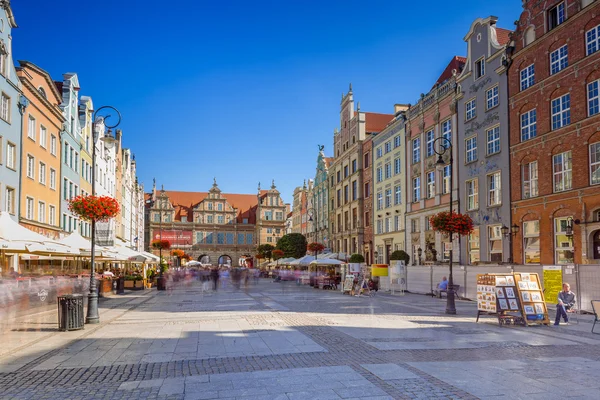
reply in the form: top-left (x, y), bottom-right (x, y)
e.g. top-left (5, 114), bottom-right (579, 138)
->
top-left (476, 273), bottom-right (550, 327)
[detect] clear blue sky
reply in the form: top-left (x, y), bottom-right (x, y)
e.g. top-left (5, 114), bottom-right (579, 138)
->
top-left (12, 0), bottom-right (521, 205)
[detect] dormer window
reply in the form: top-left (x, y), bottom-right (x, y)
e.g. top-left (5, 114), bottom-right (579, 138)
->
top-left (548, 2), bottom-right (565, 31)
top-left (475, 58), bottom-right (485, 79)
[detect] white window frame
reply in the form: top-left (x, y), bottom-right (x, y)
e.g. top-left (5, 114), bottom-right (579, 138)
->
top-left (465, 98), bottom-right (476, 121)
top-left (5, 187), bottom-right (14, 214)
top-left (523, 220), bottom-right (541, 264)
top-left (412, 138), bottom-right (421, 164)
top-left (26, 196), bottom-right (34, 220)
top-left (520, 109), bottom-right (537, 141)
top-left (548, 2), bottom-right (565, 31)
top-left (486, 126), bottom-right (500, 155)
top-left (441, 165), bottom-right (450, 194)
top-left (376, 192), bottom-right (383, 210)
top-left (426, 130), bottom-right (435, 157)
top-left (1, 93), bottom-right (10, 122)
top-left (39, 162), bottom-right (46, 185)
top-left (394, 157), bottom-right (401, 175)
top-left (394, 135), bottom-right (401, 148)
top-left (6, 142), bottom-right (15, 169)
top-left (38, 201), bottom-right (45, 223)
top-left (588, 80), bottom-right (599, 117)
top-left (488, 171), bottom-right (501, 206)
top-left (553, 151), bottom-right (572, 192)
top-left (376, 167), bottom-right (382, 183)
top-left (413, 177), bottom-right (420, 203)
top-left (385, 189), bottom-right (392, 208)
top-left (465, 136), bottom-right (477, 163)
top-left (28, 116), bottom-right (36, 140)
top-left (40, 125), bottom-right (47, 148)
top-left (550, 45), bottom-right (568, 75)
top-left (590, 142), bottom-right (600, 185)
top-left (475, 57), bottom-right (485, 79)
top-left (551, 93), bottom-right (571, 130)
top-left (466, 179), bottom-right (479, 211)
top-left (522, 161), bottom-right (539, 198)
top-left (26, 155), bottom-right (35, 179)
top-left (49, 205), bottom-right (56, 226)
top-left (384, 163), bottom-right (391, 179)
top-left (50, 134), bottom-right (57, 156)
top-left (554, 217), bottom-right (574, 264)
top-left (426, 171), bottom-right (435, 198)
top-left (520, 64), bottom-right (535, 91)
top-left (586, 24), bottom-right (600, 56)
top-left (488, 225), bottom-right (503, 262)
top-left (441, 119), bottom-right (452, 143)
top-left (394, 185), bottom-right (401, 205)
top-left (486, 85), bottom-right (499, 110)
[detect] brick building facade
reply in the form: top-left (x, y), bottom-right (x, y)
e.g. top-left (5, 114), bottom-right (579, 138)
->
top-left (508, 0), bottom-right (600, 265)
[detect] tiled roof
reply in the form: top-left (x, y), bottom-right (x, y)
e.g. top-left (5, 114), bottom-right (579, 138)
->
top-left (495, 28), bottom-right (512, 46)
top-left (434, 56), bottom-right (466, 87)
top-left (325, 157), bottom-right (334, 167)
top-left (364, 112), bottom-right (395, 133)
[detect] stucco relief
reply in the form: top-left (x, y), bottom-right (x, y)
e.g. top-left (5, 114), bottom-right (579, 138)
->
top-left (469, 76), bottom-right (492, 93)
top-left (464, 112), bottom-right (500, 136)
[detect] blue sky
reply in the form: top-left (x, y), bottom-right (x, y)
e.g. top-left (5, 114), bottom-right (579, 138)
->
top-left (12, 0), bottom-right (521, 205)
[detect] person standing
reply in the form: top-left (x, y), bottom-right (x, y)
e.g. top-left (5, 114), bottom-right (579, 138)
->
top-left (555, 283), bottom-right (576, 325)
top-left (210, 267), bottom-right (219, 291)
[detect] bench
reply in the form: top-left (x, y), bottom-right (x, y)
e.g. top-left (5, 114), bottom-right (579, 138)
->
top-left (436, 284), bottom-right (460, 299)
top-left (592, 300), bottom-right (600, 334)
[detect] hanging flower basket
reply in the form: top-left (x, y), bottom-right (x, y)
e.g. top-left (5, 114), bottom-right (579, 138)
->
top-left (68, 195), bottom-right (120, 222)
top-left (430, 211), bottom-right (474, 236)
top-left (307, 242), bottom-right (325, 253)
top-left (171, 249), bottom-right (185, 257)
top-left (181, 253), bottom-right (191, 261)
top-left (151, 239), bottom-right (171, 250)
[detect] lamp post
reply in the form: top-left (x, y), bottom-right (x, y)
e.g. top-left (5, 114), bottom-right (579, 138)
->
top-left (86, 106), bottom-right (120, 324)
top-left (501, 224), bottom-right (520, 264)
top-left (418, 247), bottom-right (422, 266)
top-left (374, 250), bottom-right (378, 264)
top-left (307, 207), bottom-right (315, 243)
top-left (433, 136), bottom-right (455, 315)
top-left (565, 217), bottom-right (582, 315)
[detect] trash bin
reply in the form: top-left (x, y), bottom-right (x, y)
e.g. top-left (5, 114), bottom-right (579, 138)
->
top-left (57, 294), bottom-right (84, 331)
top-left (116, 277), bottom-right (125, 294)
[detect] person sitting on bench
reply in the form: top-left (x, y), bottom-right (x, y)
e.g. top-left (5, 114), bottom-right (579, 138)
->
top-left (434, 276), bottom-right (448, 298)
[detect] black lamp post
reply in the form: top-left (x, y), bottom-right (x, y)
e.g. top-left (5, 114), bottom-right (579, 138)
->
top-left (417, 247), bottom-right (423, 265)
top-left (564, 217), bottom-right (580, 263)
top-left (433, 136), bottom-right (455, 315)
top-left (86, 106), bottom-right (120, 324)
top-left (374, 250), bottom-right (378, 264)
top-left (501, 224), bottom-right (520, 264)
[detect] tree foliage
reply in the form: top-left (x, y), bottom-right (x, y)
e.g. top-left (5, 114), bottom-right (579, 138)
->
top-left (349, 253), bottom-right (364, 263)
top-left (272, 249), bottom-right (285, 260)
top-left (257, 244), bottom-right (275, 260)
top-left (276, 233), bottom-right (308, 259)
top-left (390, 250), bottom-right (410, 264)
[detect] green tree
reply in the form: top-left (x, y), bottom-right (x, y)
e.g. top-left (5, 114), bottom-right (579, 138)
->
top-left (276, 233), bottom-right (308, 259)
top-left (390, 250), bottom-right (410, 265)
top-left (257, 244), bottom-right (275, 260)
top-left (349, 253), bottom-right (365, 263)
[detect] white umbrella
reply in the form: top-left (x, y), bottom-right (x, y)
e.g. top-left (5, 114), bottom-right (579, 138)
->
top-left (185, 260), bottom-right (203, 267)
top-left (289, 255), bottom-right (316, 266)
top-left (309, 258), bottom-right (345, 266)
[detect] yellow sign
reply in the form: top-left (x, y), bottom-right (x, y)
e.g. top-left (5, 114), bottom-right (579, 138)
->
top-left (543, 266), bottom-right (562, 305)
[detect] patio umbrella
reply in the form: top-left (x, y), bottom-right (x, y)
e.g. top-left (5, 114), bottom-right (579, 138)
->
top-left (309, 258), bottom-right (345, 266)
top-left (289, 255), bottom-right (316, 266)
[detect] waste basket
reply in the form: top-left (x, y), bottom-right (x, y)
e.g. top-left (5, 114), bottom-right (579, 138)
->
top-left (57, 294), bottom-right (84, 331)
top-left (115, 277), bottom-right (125, 294)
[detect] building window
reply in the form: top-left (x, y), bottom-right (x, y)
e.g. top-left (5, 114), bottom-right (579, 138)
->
top-left (426, 130), bottom-right (435, 157)
top-left (376, 167), bottom-right (382, 183)
top-left (394, 215), bottom-right (401, 231)
top-left (385, 217), bottom-right (392, 233)
top-left (364, 182), bottom-right (370, 198)
top-left (217, 215), bottom-right (224, 224)
top-left (384, 163), bottom-right (391, 179)
top-left (5, 187), bottom-right (14, 214)
top-left (6, 142), bottom-right (15, 169)
top-left (49, 205), bottom-right (56, 226)
top-left (413, 177), bottom-right (421, 202)
top-left (376, 219), bottom-right (382, 234)
top-left (412, 138), bottom-right (421, 163)
top-left (38, 201), bottom-right (45, 223)
top-left (488, 225), bottom-right (503, 262)
top-left (586, 24), bottom-right (600, 55)
top-left (39, 162), bottom-right (46, 185)
top-left (50, 168), bottom-right (56, 190)
top-left (351, 159), bottom-right (357, 173)
top-left (394, 185), bottom-right (401, 205)
top-left (548, 2), bottom-right (565, 31)
top-left (352, 180), bottom-right (357, 200)
top-left (468, 227), bottom-right (480, 264)
top-left (385, 189), bottom-right (392, 208)
top-left (551, 94), bottom-right (570, 130)
top-left (523, 221), bottom-right (540, 264)
top-left (26, 155), bottom-right (34, 179)
top-left (465, 136), bottom-right (477, 163)
top-left (50, 134), bottom-right (57, 156)
top-left (441, 165), bottom-right (450, 194)
top-left (28, 116), bottom-right (36, 140)
top-left (376, 192), bottom-right (382, 210)
top-left (441, 119), bottom-right (451, 143)
top-left (553, 151), bottom-right (572, 192)
top-left (488, 171), bottom-right (501, 206)
top-left (384, 141), bottom-right (391, 153)
top-left (486, 126), bottom-right (500, 155)
top-left (394, 157), bottom-right (401, 175)
top-left (394, 135), bottom-right (401, 148)
top-left (466, 179), bottom-right (479, 211)
top-left (486, 86), bottom-right (499, 110)
top-left (591, 143), bottom-right (600, 185)
top-left (555, 217), bottom-right (574, 264)
top-left (217, 233), bottom-right (225, 244)
top-left (1, 93), bottom-right (9, 122)
top-left (207, 202), bottom-right (213, 210)
top-left (520, 109), bottom-right (537, 141)
top-left (465, 98), bottom-right (476, 121)
top-left (207, 215), bottom-right (213, 223)
top-left (588, 80), bottom-right (599, 117)
top-left (475, 58), bottom-right (485, 79)
top-left (523, 161), bottom-right (539, 198)
top-left (217, 203), bottom-right (223, 211)
top-left (337, 170), bottom-right (341, 183)
top-left (376, 147), bottom-right (382, 159)
top-left (550, 45), bottom-right (568, 75)
top-left (40, 126), bottom-right (47, 148)
top-left (426, 171), bottom-right (435, 198)
top-left (520, 64), bottom-right (535, 91)
top-left (344, 165), bottom-right (349, 178)
top-left (26, 197), bottom-right (34, 220)
top-left (344, 185), bottom-right (349, 203)
top-left (337, 189), bottom-right (341, 207)
top-left (364, 152), bottom-right (370, 168)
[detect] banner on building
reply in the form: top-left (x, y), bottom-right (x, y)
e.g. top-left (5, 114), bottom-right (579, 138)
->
top-left (153, 230), bottom-right (193, 246)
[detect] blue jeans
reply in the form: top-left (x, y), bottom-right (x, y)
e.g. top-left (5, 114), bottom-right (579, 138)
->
top-left (555, 303), bottom-right (569, 324)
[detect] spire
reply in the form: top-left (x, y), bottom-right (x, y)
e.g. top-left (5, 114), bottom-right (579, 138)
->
top-left (357, 101), bottom-right (360, 112)
top-left (271, 179), bottom-right (276, 189)
top-left (303, 179), bottom-right (307, 190)
top-left (258, 182), bottom-right (261, 191)
top-left (349, 82), bottom-right (353, 92)
top-left (213, 177), bottom-right (217, 187)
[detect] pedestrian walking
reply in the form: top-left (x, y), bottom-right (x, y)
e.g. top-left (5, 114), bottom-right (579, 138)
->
top-left (210, 267), bottom-right (219, 291)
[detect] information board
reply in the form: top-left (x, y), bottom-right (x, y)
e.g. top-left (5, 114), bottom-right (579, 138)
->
top-left (543, 266), bottom-right (562, 305)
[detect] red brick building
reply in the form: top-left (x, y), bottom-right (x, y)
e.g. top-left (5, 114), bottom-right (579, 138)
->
top-left (508, 0), bottom-right (600, 265)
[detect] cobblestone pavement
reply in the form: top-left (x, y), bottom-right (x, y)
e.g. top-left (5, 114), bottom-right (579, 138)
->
top-left (1, 279), bottom-right (600, 399)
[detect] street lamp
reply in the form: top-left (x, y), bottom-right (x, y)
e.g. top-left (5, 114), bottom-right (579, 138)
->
top-left (86, 106), bottom-right (120, 325)
top-left (564, 217), bottom-right (580, 263)
top-left (501, 224), bottom-right (520, 264)
top-left (433, 136), bottom-right (456, 315)
top-left (417, 247), bottom-right (423, 265)
top-left (374, 250), bottom-right (378, 264)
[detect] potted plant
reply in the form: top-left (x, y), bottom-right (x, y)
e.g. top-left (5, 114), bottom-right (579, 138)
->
top-left (348, 253), bottom-right (364, 273)
top-left (151, 240), bottom-right (171, 290)
top-left (389, 250), bottom-right (410, 277)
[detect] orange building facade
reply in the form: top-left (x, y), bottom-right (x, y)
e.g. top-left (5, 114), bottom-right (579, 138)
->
top-left (16, 61), bottom-right (64, 239)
